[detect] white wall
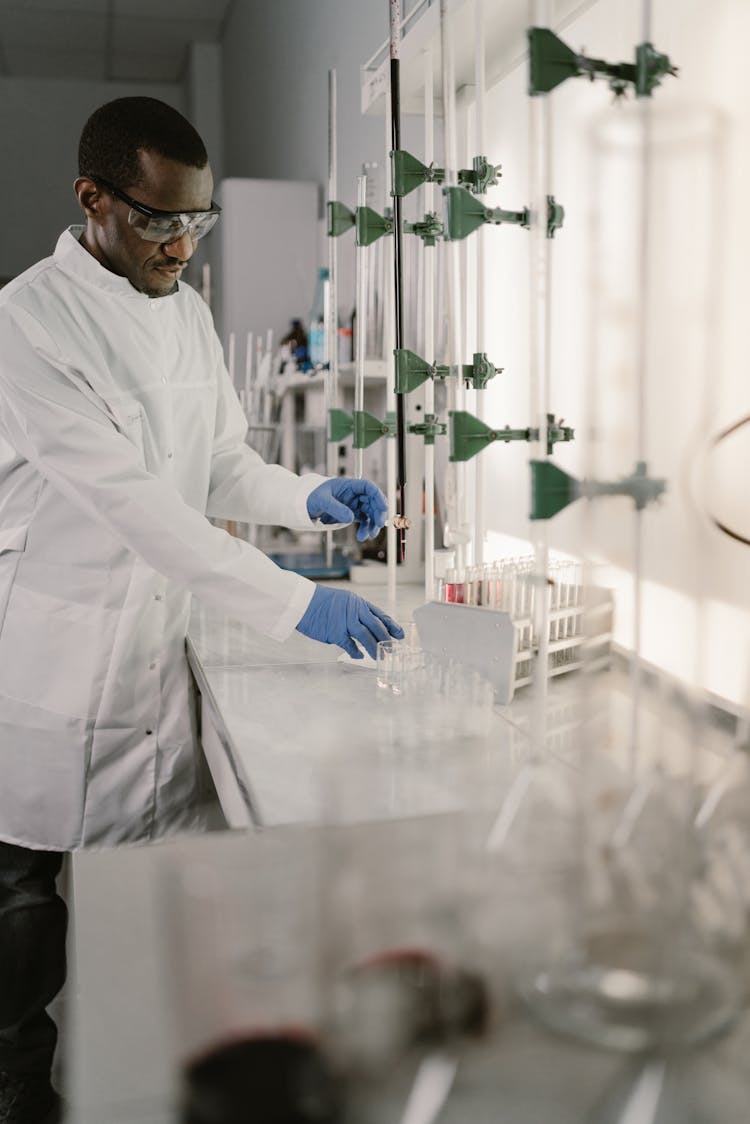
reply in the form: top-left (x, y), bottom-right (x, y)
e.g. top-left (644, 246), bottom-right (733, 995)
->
top-left (0, 77), bottom-right (185, 280)
top-left (473, 0), bottom-right (749, 707)
top-left (186, 42), bottom-right (223, 184)
top-left (222, 0), bottom-right (386, 196)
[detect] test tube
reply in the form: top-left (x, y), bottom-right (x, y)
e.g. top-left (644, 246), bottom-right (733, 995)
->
top-left (566, 561), bottom-right (580, 638)
top-left (555, 561), bottom-right (568, 640)
top-left (463, 567), bottom-right (474, 606)
top-left (481, 562), bottom-right (493, 607)
top-left (572, 561), bottom-right (583, 635)
top-left (549, 560), bottom-right (561, 643)
top-left (444, 568), bottom-right (465, 604)
top-left (503, 561), bottom-right (516, 615)
top-left (464, 565), bottom-right (481, 606)
top-left (506, 560), bottom-right (518, 617)
top-left (518, 559), bottom-right (533, 651)
top-left (487, 562), bottom-right (501, 610)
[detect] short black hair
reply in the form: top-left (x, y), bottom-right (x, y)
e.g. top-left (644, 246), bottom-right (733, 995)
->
top-left (78, 97), bottom-right (208, 188)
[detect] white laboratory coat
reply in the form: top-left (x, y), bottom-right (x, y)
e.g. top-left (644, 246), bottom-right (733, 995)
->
top-left (0, 227), bottom-right (326, 850)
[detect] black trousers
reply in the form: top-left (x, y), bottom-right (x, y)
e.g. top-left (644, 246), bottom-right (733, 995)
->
top-left (0, 841), bottom-right (67, 1077)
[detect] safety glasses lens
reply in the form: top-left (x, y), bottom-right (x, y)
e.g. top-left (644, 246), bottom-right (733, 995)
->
top-left (127, 208), bottom-right (219, 243)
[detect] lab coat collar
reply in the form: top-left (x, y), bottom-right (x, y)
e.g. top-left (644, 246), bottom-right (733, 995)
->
top-left (54, 226), bottom-right (179, 302)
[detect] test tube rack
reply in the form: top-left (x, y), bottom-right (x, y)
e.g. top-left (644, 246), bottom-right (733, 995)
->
top-left (413, 588), bottom-right (614, 705)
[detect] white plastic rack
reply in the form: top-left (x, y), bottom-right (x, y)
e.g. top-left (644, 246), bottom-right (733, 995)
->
top-left (414, 585), bottom-right (613, 705)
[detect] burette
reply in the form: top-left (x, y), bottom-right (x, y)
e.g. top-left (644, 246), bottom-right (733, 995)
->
top-left (628, 0), bottom-right (654, 780)
top-left (384, 89), bottom-right (398, 603)
top-left (473, 0), bottom-right (487, 571)
top-left (389, 0), bottom-right (408, 563)
top-left (354, 173), bottom-right (368, 482)
top-left (423, 46), bottom-right (436, 600)
top-left (528, 0), bottom-right (554, 748)
top-left (486, 0), bottom-right (555, 852)
top-left (325, 68), bottom-right (339, 570)
top-left (609, 0), bottom-right (657, 846)
top-left (440, 0), bottom-right (470, 575)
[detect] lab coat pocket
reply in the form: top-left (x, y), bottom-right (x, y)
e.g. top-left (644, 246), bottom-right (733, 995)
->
top-left (0, 561), bottom-right (111, 719)
top-left (0, 526), bottom-right (27, 636)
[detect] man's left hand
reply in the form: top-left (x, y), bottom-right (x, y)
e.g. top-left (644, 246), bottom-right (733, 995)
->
top-left (306, 478), bottom-right (387, 542)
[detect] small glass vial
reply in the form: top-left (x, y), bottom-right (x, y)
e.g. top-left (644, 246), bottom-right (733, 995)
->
top-left (486, 562), bottom-right (502, 609)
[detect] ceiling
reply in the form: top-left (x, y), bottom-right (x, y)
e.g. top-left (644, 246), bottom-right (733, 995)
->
top-left (0, 0), bottom-right (234, 84)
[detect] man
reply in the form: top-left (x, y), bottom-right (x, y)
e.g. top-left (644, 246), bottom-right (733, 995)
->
top-left (0, 97), bottom-right (403, 1122)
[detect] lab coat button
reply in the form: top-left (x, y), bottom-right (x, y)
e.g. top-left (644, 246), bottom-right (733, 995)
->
top-left (161, 376), bottom-right (168, 384)
top-left (149, 662), bottom-right (157, 670)
top-left (154, 594), bottom-right (163, 601)
top-left (146, 729), bottom-right (153, 735)
top-left (167, 451), bottom-right (173, 459)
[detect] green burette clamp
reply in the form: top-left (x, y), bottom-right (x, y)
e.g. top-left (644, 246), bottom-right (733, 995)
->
top-left (353, 410), bottom-right (397, 450)
top-left (451, 412), bottom-right (574, 462)
top-left (328, 409), bottom-right (354, 443)
top-left (463, 352), bottom-right (503, 390)
top-left (443, 185), bottom-right (564, 241)
top-left (403, 212), bottom-right (444, 246)
top-left (408, 415), bottom-right (447, 445)
top-left (328, 409), bottom-right (397, 447)
top-left (391, 150), bottom-right (445, 198)
top-left (391, 149), bottom-right (500, 199)
top-left (545, 197), bottom-right (565, 238)
top-left (327, 201), bottom-right (356, 238)
top-left (355, 206), bottom-right (394, 246)
top-left (530, 459), bottom-right (666, 520)
top-left (394, 349), bottom-right (502, 393)
top-left (444, 185), bottom-right (527, 240)
top-left (395, 349), bottom-right (451, 393)
top-left (527, 28), bottom-right (678, 98)
top-left (457, 155), bottom-right (502, 195)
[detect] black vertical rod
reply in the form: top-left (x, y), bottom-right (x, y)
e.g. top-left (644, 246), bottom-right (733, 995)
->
top-left (389, 1), bottom-right (407, 562)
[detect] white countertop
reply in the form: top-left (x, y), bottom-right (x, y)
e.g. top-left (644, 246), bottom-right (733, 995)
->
top-left (187, 582), bottom-right (541, 829)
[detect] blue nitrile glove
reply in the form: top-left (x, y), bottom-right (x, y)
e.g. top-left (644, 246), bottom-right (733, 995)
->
top-left (296, 585), bottom-right (404, 659)
top-left (306, 478), bottom-right (387, 542)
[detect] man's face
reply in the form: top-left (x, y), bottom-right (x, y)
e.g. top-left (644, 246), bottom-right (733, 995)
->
top-left (76, 149), bottom-right (214, 298)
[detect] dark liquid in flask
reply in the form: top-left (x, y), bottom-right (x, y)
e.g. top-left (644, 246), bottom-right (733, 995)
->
top-left (181, 1032), bottom-right (342, 1124)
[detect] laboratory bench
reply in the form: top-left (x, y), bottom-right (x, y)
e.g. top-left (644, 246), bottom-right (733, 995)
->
top-left (67, 583), bottom-right (750, 1123)
top-left (184, 581), bottom-right (538, 831)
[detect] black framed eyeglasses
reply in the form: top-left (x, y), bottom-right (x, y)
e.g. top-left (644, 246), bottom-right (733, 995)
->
top-left (87, 174), bottom-right (221, 243)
